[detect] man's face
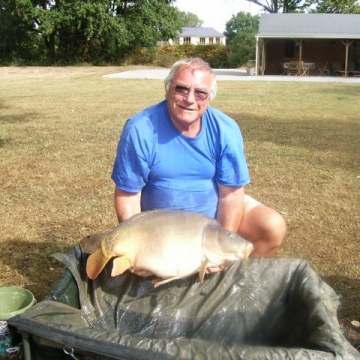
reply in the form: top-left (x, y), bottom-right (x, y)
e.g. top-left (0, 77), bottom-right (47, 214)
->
top-left (165, 68), bottom-right (213, 135)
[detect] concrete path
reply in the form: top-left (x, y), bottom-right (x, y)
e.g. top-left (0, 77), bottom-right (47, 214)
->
top-left (103, 68), bottom-right (360, 83)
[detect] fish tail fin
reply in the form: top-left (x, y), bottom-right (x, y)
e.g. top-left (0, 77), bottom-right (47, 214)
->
top-left (86, 248), bottom-right (110, 280)
top-left (111, 256), bottom-right (132, 277)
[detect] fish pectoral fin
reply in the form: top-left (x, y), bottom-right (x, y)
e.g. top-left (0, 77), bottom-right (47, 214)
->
top-left (111, 256), bottom-right (132, 277)
top-left (152, 277), bottom-right (180, 288)
top-left (199, 258), bottom-right (209, 283)
top-left (86, 248), bottom-right (110, 280)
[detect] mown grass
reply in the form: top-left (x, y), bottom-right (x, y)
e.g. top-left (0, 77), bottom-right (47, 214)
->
top-left (0, 67), bottom-right (359, 351)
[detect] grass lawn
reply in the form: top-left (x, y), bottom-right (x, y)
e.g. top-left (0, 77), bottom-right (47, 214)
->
top-left (0, 67), bottom-right (359, 351)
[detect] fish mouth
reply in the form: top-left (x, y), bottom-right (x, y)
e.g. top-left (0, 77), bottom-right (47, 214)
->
top-left (243, 244), bottom-right (255, 260)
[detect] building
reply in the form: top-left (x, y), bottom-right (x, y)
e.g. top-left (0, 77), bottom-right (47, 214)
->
top-left (255, 14), bottom-right (360, 76)
top-left (169, 27), bottom-right (226, 46)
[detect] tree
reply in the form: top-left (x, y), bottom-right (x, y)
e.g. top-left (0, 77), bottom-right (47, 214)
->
top-left (245, 0), bottom-right (306, 12)
top-left (228, 29), bottom-right (258, 67)
top-left (0, 0), bottom-right (44, 63)
top-left (305, 0), bottom-right (360, 13)
top-left (113, 0), bottom-right (183, 49)
top-left (0, 0), bottom-right (184, 64)
top-left (178, 11), bottom-right (203, 27)
top-left (245, 0), bottom-right (360, 13)
top-left (225, 12), bottom-right (260, 67)
top-left (224, 11), bottom-right (259, 45)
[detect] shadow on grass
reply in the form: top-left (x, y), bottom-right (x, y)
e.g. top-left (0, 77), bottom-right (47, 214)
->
top-left (0, 137), bottom-right (11, 148)
top-left (1, 238), bottom-right (73, 301)
top-left (230, 113), bottom-right (359, 172)
top-left (322, 276), bottom-right (360, 319)
top-left (0, 112), bottom-right (38, 124)
top-left (320, 84), bottom-right (360, 98)
top-left (323, 276), bottom-right (360, 350)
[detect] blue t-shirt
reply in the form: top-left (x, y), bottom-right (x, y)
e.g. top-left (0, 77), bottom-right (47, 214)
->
top-left (111, 100), bottom-right (250, 218)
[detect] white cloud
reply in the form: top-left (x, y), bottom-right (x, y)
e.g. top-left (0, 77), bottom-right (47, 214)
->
top-left (173, 0), bottom-right (263, 33)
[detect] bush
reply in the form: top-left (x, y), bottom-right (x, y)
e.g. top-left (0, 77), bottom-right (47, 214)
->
top-left (122, 45), bottom-right (231, 68)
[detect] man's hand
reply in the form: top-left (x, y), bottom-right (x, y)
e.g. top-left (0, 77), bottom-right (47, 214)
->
top-left (205, 262), bottom-right (230, 274)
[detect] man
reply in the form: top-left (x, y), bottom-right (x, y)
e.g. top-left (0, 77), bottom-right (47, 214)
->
top-left (111, 58), bottom-right (286, 275)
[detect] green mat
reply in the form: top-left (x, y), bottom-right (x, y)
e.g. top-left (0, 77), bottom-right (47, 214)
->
top-left (9, 245), bottom-right (360, 359)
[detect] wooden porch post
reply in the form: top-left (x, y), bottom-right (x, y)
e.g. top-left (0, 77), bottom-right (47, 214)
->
top-left (341, 39), bottom-right (354, 77)
top-left (255, 36), bottom-right (259, 76)
top-left (261, 40), bottom-right (268, 76)
top-left (298, 39), bottom-right (303, 76)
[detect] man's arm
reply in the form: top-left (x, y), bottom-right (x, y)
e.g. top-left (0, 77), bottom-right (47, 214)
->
top-left (114, 187), bottom-right (141, 223)
top-left (114, 187), bottom-right (153, 277)
top-left (216, 184), bottom-right (245, 233)
top-left (204, 184), bottom-right (245, 275)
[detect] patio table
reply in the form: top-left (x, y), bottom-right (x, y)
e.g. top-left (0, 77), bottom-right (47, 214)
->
top-left (284, 62), bottom-right (315, 76)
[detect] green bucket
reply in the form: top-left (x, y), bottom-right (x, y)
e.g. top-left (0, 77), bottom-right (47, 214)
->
top-left (0, 287), bottom-right (36, 320)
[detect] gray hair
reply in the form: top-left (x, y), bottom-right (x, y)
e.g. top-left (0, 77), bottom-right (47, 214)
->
top-left (164, 58), bottom-right (217, 101)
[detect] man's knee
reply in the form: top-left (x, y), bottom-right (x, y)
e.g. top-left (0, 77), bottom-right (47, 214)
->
top-left (266, 210), bottom-right (286, 242)
top-left (250, 209), bottom-right (286, 258)
top-left (239, 204), bottom-right (286, 246)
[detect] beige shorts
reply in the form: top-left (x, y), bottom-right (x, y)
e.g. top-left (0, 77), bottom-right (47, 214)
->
top-left (244, 195), bottom-right (262, 214)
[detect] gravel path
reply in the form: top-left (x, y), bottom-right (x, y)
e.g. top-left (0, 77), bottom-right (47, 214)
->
top-left (103, 68), bottom-right (360, 83)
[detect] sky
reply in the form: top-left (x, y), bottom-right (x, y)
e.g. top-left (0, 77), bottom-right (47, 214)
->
top-left (173, 0), bottom-right (263, 33)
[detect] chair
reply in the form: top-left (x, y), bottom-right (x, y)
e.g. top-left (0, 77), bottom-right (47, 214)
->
top-left (318, 62), bottom-right (329, 76)
top-left (346, 61), bottom-right (358, 76)
top-left (332, 62), bottom-right (344, 76)
top-left (287, 60), bottom-right (304, 76)
top-left (348, 61), bottom-right (355, 71)
top-left (346, 62), bottom-right (360, 76)
top-left (350, 69), bottom-right (360, 77)
top-left (333, 61), bottom-right (355, 77)
top-left (280, 61), bottom-right (287, 75)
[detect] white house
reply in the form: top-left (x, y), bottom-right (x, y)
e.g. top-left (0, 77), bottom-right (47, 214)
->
top-left (169, 27), bottom-right (226, 46)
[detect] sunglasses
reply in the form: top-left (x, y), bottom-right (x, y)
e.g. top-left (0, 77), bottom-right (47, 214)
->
top-left (171, 81), bottom-right (209, 100)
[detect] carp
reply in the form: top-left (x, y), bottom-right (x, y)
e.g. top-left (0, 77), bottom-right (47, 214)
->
top-left (80, 210), bottom-right (253, 287)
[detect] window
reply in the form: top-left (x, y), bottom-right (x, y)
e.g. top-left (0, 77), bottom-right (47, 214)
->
top-left (349, 41), bottom-right (360, 69)
top-left (285, 40), bottom-right (296, 58)
top-left (183, 37), bottom-right (191, 45)
top-left (216, 37), bottom-right (220, 44)
top-left (209, 38), bottom-right (213, 45)
top-left (200, 37), bottom-right (205, 45)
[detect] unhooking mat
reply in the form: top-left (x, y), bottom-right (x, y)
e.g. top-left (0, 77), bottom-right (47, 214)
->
top-left (9, 245), bottom-right (360, 359)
